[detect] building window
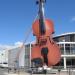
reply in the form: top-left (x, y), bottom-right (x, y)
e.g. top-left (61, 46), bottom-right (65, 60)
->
top-left (25, 44), bottom-right (30, 55)
top-left (59, 36), bottom-right (65, 42)
top-left (70, 34), bottom-right (74, 42)
top-left (65, 44), bottom-right (70, 54)
top-left (53, 37), bottom-right (59, 42)
top-left (59, 44), bottom-right (64, 54)
top-left (74, 35), bottom-right (75, 42)
top-left (25, 55), bottom-right (29, 58)
top-left (70, 44), bottom-right (75, 54)
top-left (25, 44), bottom-right (31, 68)
top-left (65, 35), bottom-right (70, 42)
top-left (66, 58), bottom-right (75, 68)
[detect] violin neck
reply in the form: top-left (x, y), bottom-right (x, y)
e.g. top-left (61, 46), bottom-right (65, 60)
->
top-left (39, 0), bottom-right (45, 21)
top-left (37, 0), bottom-right (46, 35)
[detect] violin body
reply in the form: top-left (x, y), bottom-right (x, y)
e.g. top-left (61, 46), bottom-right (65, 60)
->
top-left (31, 0), bottom-right (61, 67)
top-left (31, 31), bottom-right (61, 67)
top-left (32, 19), bottom-right (54, 37)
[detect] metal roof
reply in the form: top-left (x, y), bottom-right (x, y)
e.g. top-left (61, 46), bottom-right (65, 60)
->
top-left (54, 32), bottom-right (75, 38)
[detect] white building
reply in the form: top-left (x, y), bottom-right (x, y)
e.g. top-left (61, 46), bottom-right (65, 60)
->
top-left (0, 50), bottom-right (6, 63)
top-left (0, 44), bottom-right (25, 68)
top-left (8, 46), bottom-right (25, 68)
top-left (24, 32), bottom-right (75, 71)
top-left (53, 32), bottom-right (75, 70)
top-left (0, 49), bottom-right (8, 67)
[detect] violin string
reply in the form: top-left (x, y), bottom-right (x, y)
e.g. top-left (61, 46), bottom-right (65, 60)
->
top-left (21, 13), bottom-right (38, 48)
top-left (14, 14), bottom-right (38, 65)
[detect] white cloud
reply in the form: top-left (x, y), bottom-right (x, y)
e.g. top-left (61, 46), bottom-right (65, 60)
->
top-left (0, 44), bottom-right (14, 50)
top-left (71, 16), bottom-right (75, 22)
top-left (0, 41), bottom-right (24, 51)
top-left (0, 41), bottom-right (27, 51)
top-left (14, 41), bottom-right (23, 46)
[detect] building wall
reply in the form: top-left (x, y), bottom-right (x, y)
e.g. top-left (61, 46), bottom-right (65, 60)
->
top-left (53, 34), bottom-right (75, 69)
top-left (0, 50), bottom-right (8, 64)
top-left (19, 47), bottom-right (25, 68)
top-left (8, 47), bottom-right (25, 68)
top-left (24, 44), bottom-right (31, 71)
top-left (56, 42), bottom-right (75, 69)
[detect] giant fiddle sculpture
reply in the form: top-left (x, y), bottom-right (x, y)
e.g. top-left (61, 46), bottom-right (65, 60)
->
top-left (31, 0), bottom-right (61, 67)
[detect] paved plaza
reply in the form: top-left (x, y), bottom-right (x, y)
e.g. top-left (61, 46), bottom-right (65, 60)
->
top-left (0, 68), bottom-right (75, 75)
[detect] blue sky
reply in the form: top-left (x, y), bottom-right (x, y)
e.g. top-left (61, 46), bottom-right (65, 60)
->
top-left (0, 0), bottom-right (75, 45)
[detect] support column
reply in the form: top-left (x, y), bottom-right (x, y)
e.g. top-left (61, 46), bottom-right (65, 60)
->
top-left (24, 45), bottom-right (26, 70)
top-left (63, 42), bottom-right (66, 70)
top-left (30, 44), bottom-right (32, 68)
top-left (64, 57), bottom-right (66, 69)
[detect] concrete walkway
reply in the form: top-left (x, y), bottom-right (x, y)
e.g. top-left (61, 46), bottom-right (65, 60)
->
top-left (0, 68), bottom-right (75, 75)
top-left (7, 72), bottom-right (74, 75)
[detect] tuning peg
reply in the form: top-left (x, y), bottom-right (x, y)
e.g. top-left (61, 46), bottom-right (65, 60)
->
top-left (36, 0), bottom-right (46, 4)
top-left (36, 0), bottom-right (39, 4)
